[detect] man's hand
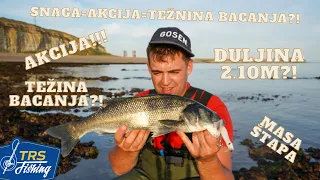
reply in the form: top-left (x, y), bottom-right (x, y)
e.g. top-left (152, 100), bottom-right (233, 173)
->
top-left (109, 125), bottom-right (150, 175)
top-left (114, 125), bottom-right (150, 152)
top-left (176, 130), bottom-right (221, 161)
top-left (176, 130), bottom-right (234, 180)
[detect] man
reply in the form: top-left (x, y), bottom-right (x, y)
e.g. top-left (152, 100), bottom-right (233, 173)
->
top-left (108, 27), bottom-right (234, 180)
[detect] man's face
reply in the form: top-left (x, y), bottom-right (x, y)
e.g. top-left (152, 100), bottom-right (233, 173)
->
top-left (147, 52), bottom-right (193, 96)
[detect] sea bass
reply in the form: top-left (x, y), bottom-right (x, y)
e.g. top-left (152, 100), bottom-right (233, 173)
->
top-left (45, 94), bottom-right (233, 157)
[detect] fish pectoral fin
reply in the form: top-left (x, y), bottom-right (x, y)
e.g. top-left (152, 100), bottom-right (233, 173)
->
top-left (158, 119), bottom-right (183, 126)
top-left (151, 127), bottom-right (174, 138)
top-left (153, 120), bottom-right (181, 137)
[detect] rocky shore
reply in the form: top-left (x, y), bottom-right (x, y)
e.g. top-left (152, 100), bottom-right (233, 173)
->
top-left (0, 62), bottom-right (144, 176)
top-left (234, 139), bottom-right (320, 180)
top-left (0, 107), bottom-right (99, 175)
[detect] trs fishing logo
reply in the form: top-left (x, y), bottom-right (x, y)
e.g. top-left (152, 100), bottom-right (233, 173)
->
top-left (0, 138), bottom-right (60, 180)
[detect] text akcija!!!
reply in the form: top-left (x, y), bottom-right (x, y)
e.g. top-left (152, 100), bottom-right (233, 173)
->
top-left (250, 116), bottom-right (302, 163)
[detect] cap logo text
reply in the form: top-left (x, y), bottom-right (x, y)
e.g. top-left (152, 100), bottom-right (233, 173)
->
top-left (159, 31), bottom-right (188, 46)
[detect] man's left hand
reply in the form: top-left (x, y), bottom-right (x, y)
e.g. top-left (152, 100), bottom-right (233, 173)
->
top-left (176, 130), bottom-right (221, 161)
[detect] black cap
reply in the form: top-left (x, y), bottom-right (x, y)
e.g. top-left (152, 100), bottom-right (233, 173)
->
top-left (149, 27), bottom-right (195, 57)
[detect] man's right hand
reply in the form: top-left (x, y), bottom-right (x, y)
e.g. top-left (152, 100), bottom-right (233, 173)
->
top-left (114, 125), bottom-right (150, 152)
top-left (109, 125), bottom-right (150, 175)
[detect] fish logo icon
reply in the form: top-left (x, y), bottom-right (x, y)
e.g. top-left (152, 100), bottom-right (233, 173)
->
top-left (1, 139), bottom-right (20, 174)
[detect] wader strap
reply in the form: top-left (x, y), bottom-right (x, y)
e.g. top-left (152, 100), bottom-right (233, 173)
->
top-left (185, 86), bottom-right (212, 107)
top-left (195, 89), bottom-right (212, 106)
top-left (148, 86), bottom-right (210, 105)
top-left (184, 86), bottom-right (197, 99)
top-left (149, 89), bottom-right (157, 95)
top-left (194, 90), bottom-right (202, 102)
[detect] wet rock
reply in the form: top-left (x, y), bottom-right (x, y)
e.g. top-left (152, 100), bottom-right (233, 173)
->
top-left (85, 76), bottom-right (119, 81)
top-left (262, 98), bottom-right (274, 102)
top-left (234, 167), bottom-right (268, 180)
top-left (73, 141), bottom-right (99, 159)
top-left (237, 96), bottom-right (249, 100)
top-left (248, 144), bottom-right (282, 161)
top-left (128, 77), bottom-right (151, 80)
top-left (99, 76), bottom-right (118, 81)
top-left (306, 147), bottom-right (320, 159)
top-left (38, 75), bottom-right (76, 81)
top-left (9, 126), bottom-right (19, 136)
top-left (57, 158), bottom-right (76, 174)
top-left (240, 139), bottom-right (254, 148)
top-left (238, 138), bottom-right (320, 179)
top-left (286, 76), bottom-right (320, 80)
top-left (23, 126), bottom-right (31, 137)
top-left (313, 162), bottom-right (320, 172)
top-left (130, 88), bottom-right (144, 93)
top-left (0, 128), bottom-right (4, 139)
top-left (101, 91), bottom-right (112, 97)
top-left (70, 156), bottom-right (81, 163)
top-left (87, 87), bottom-right (104, 94)
top-left (0, 107), bottom-right (99, 176)
top-left (86, 146), bottom-right (99, 158)
top-left (235, 94), bottom-right (289, 102)
top-left (301, 163), bottom-right (314, 173)
top-left (247, 167), bottom-right (268, 180)
top-left (303, 174), bottom-right (320, 180)
top-left (84, 141), bottom-right (95, 146)
top-left (114, 91), bottom-right (125, 97)
top-left (90, 106), bottom-right (100, 111)
top-left (121, 69), bottom-right (140, 71)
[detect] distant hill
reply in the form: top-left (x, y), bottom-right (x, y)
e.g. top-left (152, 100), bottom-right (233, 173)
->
top-left (0, 17), bottom-right (111, 55)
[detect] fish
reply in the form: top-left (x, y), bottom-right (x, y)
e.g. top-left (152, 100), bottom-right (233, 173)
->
top-left (45, 94), bottom-right (234, 157)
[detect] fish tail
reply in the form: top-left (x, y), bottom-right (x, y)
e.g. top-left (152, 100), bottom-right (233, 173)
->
top-left (46, 123), bottom-right (79, 157)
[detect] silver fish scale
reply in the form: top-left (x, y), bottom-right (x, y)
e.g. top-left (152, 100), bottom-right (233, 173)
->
top-left (75, 95), bottom-right (193, 133)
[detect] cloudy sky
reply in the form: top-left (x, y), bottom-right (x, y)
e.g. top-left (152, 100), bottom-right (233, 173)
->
top-left (0, 0), bottom-right (319, 61)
